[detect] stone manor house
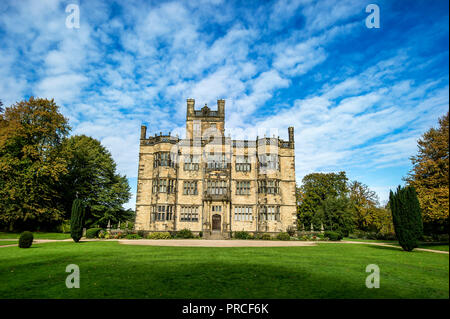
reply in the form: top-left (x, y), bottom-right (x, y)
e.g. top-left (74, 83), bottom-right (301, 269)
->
top-left (134, 99), bottom-right (297, 239)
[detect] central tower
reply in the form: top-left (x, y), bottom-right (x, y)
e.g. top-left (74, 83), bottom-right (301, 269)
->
top-left (186, 99), bottom-right (225, 139)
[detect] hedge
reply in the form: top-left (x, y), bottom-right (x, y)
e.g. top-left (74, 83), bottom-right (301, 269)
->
top-left (86, 228), bottom-right (103, 239)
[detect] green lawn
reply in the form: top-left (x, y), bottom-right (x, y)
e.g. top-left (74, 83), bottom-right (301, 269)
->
top-left (343, 237), bottom-right (398, 244)
top-left (0, 241), bottom-right (18, 246)
top-left (344, 238), bottom-right (449, 252)
top-left (417, 243), bottom-right (449, 251)
top-left (0, 232), bottom-right (70, 240)
top-left (0, 241), bottom-right (448, 299)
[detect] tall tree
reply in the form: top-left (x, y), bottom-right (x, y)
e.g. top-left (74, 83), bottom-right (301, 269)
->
top-left (59, 135), bottom-right (132, 227)
top-left (349, 181), bottom-right (381, 231)
top-left (70, 199), bottom-right (85, 242)
top-left (316, 196), bottom-right (356, 236)
top-left (0, 97), bottom-right (70, 230)
top-left (406, 112), bottom-right (449, 233)
top-left (297, 171), bottom-right (349, 230)
top-left (389, 186), bottom-right (423, 251)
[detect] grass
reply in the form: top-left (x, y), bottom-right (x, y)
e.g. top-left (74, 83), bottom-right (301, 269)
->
top-left (0, 241), bottom-right (448, 299)
top-left (0, 241), bottom-right (18, 246)
top-left (343, 237), bottom-right (397, 244)
top-left (344, 237), bottom-right (449, 251)
top-left (0, 232), bottom-right (70, 240)
top-left (417, 243), bottom-right (448, 251)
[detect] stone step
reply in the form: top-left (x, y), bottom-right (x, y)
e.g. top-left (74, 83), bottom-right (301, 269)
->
top-left (203, 231), bottom-right (230, 240)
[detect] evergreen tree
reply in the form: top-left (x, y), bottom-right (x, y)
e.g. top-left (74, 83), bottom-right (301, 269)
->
top-left (389, 186), bottom-right (423, 251)
top-left (70, 199), bottom-right (85, 242)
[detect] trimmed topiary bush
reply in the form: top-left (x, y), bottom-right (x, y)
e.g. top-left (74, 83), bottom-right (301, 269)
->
top-left (276, 232), bottom-right (290, 241)
top-left (70, 199), bottom-right (85, 242)
top-left (176, 228), bottom-right (194, 239)
top-left (86, 228), bottom-right (103, 238)
top-left (389, 186), bottom-right (423, 251)
top-left (234, 231), bottom-right (251, 239)
top-left (324, 231), bottom-right (343, 241)
top-left (19, 231), bottom-right (34, 248)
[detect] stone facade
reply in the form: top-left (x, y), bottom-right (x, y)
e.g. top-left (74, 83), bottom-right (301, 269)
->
top-left (134, 99), bottom-right (297, 239)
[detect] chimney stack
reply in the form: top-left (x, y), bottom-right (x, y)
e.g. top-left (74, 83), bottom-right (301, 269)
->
top-left (140, 125), bottom-right (147, 139)
top-left (187, 98), bottom-right (195, 116)
top-left (288, 127), bottom-right (294, 148)
top-left (217, 99), bottom-right (225, 116)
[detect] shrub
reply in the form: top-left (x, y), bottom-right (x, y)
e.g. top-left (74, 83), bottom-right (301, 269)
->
top-left (324, 231), bottom-right (343, 241)
top-left (261, 233), bottom-right (272, 240)
top-left (299, 235), bottom-right (309, 241)
top-left (59, 220), bottom-right (71, 233)
top-left (147, 232), bottom-right (171, 239)
top-left (199, 231), bottom-right (203, 238)
top-left (86, 228), bottom-right (103, 239)
top-left (286, 226), bottom-right (296, 237)
top-left (276, 232), bottom-right (290, 241)
top-left (137, 230), bottom-right (145, 238)
top-left (390, 186), bottom-right (423, 251)
top-left (19, 231), bottom-right (34, 248)
top-left (176, 229), bottom-right (194, 239)
top-left (125, 233), bottom-right (142, 239)
top-left (70, 199), bottom-right (85, 242)
top-left (234, 231), bottom-right (251, 239)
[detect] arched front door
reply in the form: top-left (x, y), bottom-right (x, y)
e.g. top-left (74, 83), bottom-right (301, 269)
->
top-left (212, 214), bottom-right (221, 231)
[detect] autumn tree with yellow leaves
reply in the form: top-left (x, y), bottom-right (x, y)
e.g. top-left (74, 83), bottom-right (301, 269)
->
top-left (406, 112), bottom-right (449, 234)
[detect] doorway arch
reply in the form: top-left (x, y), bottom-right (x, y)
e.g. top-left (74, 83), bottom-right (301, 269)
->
top-left (212, 214), bottom-right (221, 231)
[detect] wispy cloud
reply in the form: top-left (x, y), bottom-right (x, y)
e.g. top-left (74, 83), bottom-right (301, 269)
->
top-left (0, 0), bottom-right (448, 207)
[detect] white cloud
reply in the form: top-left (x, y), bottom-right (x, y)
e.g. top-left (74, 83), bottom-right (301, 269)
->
top-left (0, 0), bottom-right (447, 211)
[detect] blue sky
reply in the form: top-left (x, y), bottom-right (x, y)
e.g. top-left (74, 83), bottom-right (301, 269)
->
top-left (0, 0), bottom-right (448, 208)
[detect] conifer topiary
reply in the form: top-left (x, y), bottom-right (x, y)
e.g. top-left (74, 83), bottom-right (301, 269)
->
top-left (19, 231), bottom-right (34, 248)
top-left (389, 186), bottom-right (423, 251)
top-left (70, 199), bottom-right (85, 242)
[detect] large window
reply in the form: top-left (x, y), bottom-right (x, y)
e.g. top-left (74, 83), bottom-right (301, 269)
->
top-left (258, 153), bottom-right (279, 171)
top-left (180, 206), bottom-right (199, 222)
top-left (258, 180), bottom-right (279, 194)
top-left (154, 152), bottom-right (176, 168)
top-left (152, 178), bottom-right (176, 193)
top-left (151, 205), bottom-right (174, 221)
top-left (183, 181), bottom-right (198, 195)
top-left (207, 180), bottom-right (227, 195)
top-left (234, 206), bottom-right (253, 221)
top-left (184, 154), bottom-right (200, 171)
top-left (259, 206), bottom-right (280, 221)
top-left (212, 205), bottom-right (222, 212)
top-left (235, 156), bottom-right (251, 172)
top-left (206, 153), bottom-right (229, 169)
top-left (236, 181), bottom-right (251, 195)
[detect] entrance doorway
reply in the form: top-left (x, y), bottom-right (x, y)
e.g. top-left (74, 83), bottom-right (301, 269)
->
top-left (212, 214), bottom-right (221, 231)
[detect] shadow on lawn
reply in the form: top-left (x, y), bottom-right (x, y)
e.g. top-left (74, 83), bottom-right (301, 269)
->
top-left (365, 244), bottom-right (443, 253)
